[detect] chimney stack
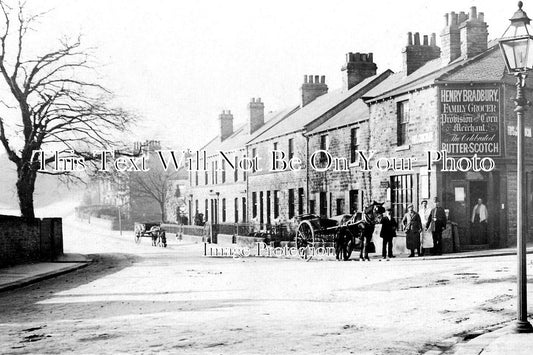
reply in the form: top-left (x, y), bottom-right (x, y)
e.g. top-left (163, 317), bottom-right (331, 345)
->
top-left (441, 7), bottom-right (488, 64)
top-left (459, 7), bottom-right (488, 59)
top-left (248, 98), bottom-right (264, 134)
top-left (341, 52), bottom-right (377, 91)
top-left (441, 11), bottom-right (461, 64)
top-left (301, 75), bottom-right (328, 107)
top-left (402, 32), bottom-right (441, 75)
top-left (219, 110), bottom-right (234, 141)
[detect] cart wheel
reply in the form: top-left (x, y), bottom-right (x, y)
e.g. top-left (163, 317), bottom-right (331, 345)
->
top-left (295, 220), bottom-right (314, 260)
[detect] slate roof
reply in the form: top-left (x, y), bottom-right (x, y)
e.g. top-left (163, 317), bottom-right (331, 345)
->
top-left (308, 99), bottom-right (369, 135)
top-left (199, 107), bottom-right (297, 154)
top-left (363, 44), bottom-right (510, 103)
top-left (248, 72), bottom-right (391, 144)
top-left (437, 46), bottom-right (506, 82)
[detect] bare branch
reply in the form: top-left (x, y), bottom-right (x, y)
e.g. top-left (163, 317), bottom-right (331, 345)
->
top-left (0, 0), bottom-right (134, 218)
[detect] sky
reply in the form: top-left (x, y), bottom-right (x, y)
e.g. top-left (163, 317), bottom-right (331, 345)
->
top-left (0, 0), bottom-right (519, 150)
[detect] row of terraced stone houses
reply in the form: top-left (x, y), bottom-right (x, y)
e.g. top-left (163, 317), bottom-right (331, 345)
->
top-left (183, 6), bottom-right (533, 251)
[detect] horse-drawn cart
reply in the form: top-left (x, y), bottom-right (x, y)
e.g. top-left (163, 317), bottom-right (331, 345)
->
top-left (292, 213), bottom-right (362, 259)
top-left (134, 222), bottom-right (167, 247)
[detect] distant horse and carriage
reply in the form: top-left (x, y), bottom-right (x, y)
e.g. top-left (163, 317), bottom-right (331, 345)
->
top-left (134, 222), bottom-right (167, 247)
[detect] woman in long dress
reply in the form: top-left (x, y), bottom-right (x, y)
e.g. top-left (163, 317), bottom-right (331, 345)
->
top-left (402, 204), bottom-right (422, 257)
top-left (419, 200), bottom-right (432, 256)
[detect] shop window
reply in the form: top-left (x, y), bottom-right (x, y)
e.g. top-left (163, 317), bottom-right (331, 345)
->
top-left (397, 100), bottom-right (409, 146)
top-left (391, 174), bottom-right (414, 228)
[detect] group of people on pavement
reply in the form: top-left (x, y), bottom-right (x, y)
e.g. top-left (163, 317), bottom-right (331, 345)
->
top-left (378, 197), bottom-right (447, 259)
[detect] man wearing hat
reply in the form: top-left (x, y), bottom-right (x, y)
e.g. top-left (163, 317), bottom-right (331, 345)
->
top-left (426, 197), bottom-right (447, 255)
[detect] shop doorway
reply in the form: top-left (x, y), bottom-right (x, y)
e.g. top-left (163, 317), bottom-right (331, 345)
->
top-left (469, 181), bottom-right (488, 245)
top-left (450, 180), bottom-right (488, 246)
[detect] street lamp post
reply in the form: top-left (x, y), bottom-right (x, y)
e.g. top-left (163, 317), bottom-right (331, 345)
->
top-left (498, 1), bottom-right (533, 333)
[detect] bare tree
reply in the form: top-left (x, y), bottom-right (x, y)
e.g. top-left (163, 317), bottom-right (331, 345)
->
top-left (0, 1), bottom-right (132, 218)
top-left (129, 159), bottom-right (178, 222)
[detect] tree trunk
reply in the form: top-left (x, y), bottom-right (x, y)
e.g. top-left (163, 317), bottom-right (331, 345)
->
top-left (16, 164), bottom-right (37, 219)
top-left (160, 201), bottom-right (165, 222)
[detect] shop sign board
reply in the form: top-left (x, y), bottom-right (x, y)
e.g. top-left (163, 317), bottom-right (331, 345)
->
top-left (439, 86), bottom-right (502, 157)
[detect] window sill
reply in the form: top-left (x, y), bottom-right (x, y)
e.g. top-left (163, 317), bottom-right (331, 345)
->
top-left (395, 145), bottom-right (411, 151)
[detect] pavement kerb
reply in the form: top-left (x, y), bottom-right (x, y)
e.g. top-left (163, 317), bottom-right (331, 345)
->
top-left (448, 323), bottom-right (517, 355)
top-left (385, 247), bottom-right (533, 262)
top-left (0, 256), bottom-right (92, 293)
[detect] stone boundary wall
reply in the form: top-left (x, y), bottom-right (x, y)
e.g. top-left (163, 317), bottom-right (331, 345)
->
top-left (0, 214), bottom-right (63, 267)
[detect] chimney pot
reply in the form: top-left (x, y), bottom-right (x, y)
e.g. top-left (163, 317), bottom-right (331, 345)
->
top-left (430, 33), bottom-right (436, 46)
top-left (414, 32), bottom-right (420, 45)
top-left (470, 6), bottom-right (477, 20)
top-left (407, 32), bottom-right (413, 45)
top-left (478, 12), bottom-right (484, 22)
top-left (423, 35), bottom-right (429, 46)
top-left (450, 12), bottom-right (457, 26)
top-left (444, 13), bottom-right (449, 26)
top-left (458, 11), bottom-right (467, 24)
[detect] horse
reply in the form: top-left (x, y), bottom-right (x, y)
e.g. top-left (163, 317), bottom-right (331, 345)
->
top-left (335, 201), bottom-right (385, 261)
